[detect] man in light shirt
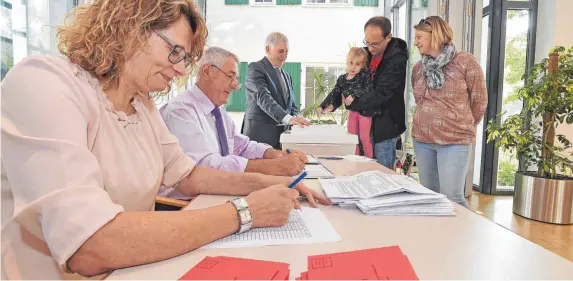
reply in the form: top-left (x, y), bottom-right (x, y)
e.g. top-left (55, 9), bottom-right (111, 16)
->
top-left (158, 47), bottom-right (307, 200)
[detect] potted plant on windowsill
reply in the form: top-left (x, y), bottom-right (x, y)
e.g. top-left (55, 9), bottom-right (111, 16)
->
top-left (300, 70), bottom-right (349, 126)
top-left (487, 46), bottom-right (573, 224)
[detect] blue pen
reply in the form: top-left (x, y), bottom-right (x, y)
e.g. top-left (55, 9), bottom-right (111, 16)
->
top-left (286, 149), bottom-right (292, 154)
top-left (317, 156), bottom-right (343, 160)
top-left (288, 171), bottom-right (307, 188)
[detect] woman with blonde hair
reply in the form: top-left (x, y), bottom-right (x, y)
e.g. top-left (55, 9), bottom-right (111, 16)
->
top-left (411, 16), bottom-right (487, 208)
top-left (1, 0), bottom-right (326, 277)
top-left (319, 47), bottom-right (378, 158)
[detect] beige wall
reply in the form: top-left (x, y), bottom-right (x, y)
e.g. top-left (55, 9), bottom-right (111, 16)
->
top-left (554, 0), bottom-right (573, 156)
top-left (536, 0), bottom-right (573, 157)
top-left (560, 124), bottom-right (573, 155)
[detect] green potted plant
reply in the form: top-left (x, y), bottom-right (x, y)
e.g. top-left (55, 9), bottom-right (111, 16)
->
top-left (487, 46), bottom-right (573, 224)
top-left (300, 69), bottom-right (348, 125)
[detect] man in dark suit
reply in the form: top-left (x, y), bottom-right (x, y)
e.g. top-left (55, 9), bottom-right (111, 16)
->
top-left (242, 32), bottom-right (310, 149)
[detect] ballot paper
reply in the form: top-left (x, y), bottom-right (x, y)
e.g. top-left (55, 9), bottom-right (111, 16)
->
top-left (319, 170), bottom-right (434, 199)
top-left (302, 164), bottom-right (334, 178)
top-left (306, 155), bottom-right (320, 164)
top-left (342, 155), bottom-right (377, 162)
top-left (358, 192), bottom-right (447, 208)
top-left (202, 207), bottom-right (341, 249)
top-left (319, 171), bottom-right (455, 216)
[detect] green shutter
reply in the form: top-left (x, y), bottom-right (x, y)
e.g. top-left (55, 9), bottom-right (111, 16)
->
top-left (354, 0), bottom-right (378, 7)
top-left (281, 62), bottom-right (302, 109)
top-left (225, 0), bottom-right (248, 5)
top-left (277, 0), bottom-right (302, 5)
top-left (225, 62), bottom-right (248, 112)
top-left (226, 62), bottom-right (301, 111)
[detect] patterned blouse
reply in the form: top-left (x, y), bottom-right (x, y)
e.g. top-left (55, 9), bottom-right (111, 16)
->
top-left (320, 69), bottom-right (381, 117)
top-left (411, 51), bottom-right (488, 145)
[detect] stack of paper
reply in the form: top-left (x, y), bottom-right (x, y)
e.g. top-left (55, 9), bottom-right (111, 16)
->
top-left (295, 246), bottom-right (418, 280)
top-left (179, 256), bottom-right (289, 280)
top-left (319, 171), bottom-right (455, 216)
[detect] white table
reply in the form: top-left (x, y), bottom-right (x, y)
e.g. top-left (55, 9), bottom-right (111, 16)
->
top-left (108, 160), bottom-right (573, 279)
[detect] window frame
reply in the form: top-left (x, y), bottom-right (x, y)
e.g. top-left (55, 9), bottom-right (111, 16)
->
top-left (302, 63), bottom-right (347, 109)
top-left (250, 0), bottom-right (276, 6)
top-left (303, 0), bottom-right (351, 8)
top-left (476, 0), bottom-right (539, 195)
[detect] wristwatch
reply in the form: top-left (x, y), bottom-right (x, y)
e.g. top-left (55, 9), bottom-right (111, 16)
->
top-left (229, 198), bottom-right (253, 234)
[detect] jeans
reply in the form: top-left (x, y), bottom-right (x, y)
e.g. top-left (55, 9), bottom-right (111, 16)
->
top-left (373, 137), bottom-right (398, 169)
top-left (347, 111), bottom-right (374, 158)
top-left (413, 140), bottom-right (472, 208)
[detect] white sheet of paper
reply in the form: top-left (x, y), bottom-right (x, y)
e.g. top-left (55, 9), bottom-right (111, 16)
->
top-left (306, 155), bottom-right (320, 164)
top-left (202, 207), bottom-right (341, 249)
top-left (318, 171), bottom-right (455, 217)
top-left (302, 164), bottom-right (334, 178)
top-left (319, 171), bottom-right (402, 199)
top-left (342, 155), bottom-right (376, 162)
top-left (359, 192), bottom-right (446, 208)
top-left (358, 198), bottom-right (455, 216)
top-left (320, 171), bottom-right (434, 199)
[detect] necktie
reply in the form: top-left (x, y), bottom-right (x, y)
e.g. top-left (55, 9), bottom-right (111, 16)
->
top-left (211, 107), bottom-right (229, 156)
top-left (275, 67), bottom-right (289, 102)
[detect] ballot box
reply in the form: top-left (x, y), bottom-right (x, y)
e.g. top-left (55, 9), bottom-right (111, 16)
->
top-left (280, 125), bottom-right (358, 156)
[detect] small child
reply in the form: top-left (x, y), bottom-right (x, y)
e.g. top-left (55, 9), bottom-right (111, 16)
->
top-left (318, 47), bottom-right (379, 158)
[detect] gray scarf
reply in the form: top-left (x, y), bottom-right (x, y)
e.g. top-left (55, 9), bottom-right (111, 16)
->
top-left (421, 43), bottom-right (456, 89)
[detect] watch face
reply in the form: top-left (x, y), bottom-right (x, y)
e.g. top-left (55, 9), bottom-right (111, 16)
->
top-left (233, 198), bottom-right (249, 210)
top-left (239, 209), bottom-right (253, 223)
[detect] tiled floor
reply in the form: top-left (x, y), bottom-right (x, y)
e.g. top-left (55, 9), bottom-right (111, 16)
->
top-left (468, 191), bottom-right (573, 262)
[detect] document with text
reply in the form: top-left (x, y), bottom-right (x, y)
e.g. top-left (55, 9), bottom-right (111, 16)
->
top-left (202, 207), bottom-right (341, 249)
top-left (302, 164), bottom-right (335, 178)
top-left (319, 171), bottom-right (434, 199)
top-left (318, 171), bottom-right (455, 216)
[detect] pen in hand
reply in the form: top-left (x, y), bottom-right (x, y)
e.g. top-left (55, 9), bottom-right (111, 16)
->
top-left (288, 171), bottom-right (307, 189)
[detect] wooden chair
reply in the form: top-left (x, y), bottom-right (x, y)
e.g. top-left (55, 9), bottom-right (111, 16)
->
top-left (154, 196), bottom-right (190, 211)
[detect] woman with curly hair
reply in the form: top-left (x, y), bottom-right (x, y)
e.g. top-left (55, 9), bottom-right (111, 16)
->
top-left (1, 0), bottom-right (327, 277)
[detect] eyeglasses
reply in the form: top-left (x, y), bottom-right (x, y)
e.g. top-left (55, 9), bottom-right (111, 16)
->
top-left (155, 31), bottom-right (192, 67)
top-left (210, 64), bottom-right (242, 89)
top-left (418, 18), bottom-right (430, 26)
top-left (363, 38), bottom-right (385, 48)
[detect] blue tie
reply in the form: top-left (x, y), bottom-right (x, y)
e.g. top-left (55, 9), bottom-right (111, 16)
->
top-left (211, 107), bottom-right (229, 156)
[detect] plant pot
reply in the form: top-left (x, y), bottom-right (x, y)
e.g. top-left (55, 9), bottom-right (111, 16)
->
top-left (513, 172), bottom-right (573, 224)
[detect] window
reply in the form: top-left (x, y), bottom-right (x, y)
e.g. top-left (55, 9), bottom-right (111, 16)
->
top-left (252, 0), bottom-right (275, 5)
top-left (1, 0), bottom-right (77, 81)
top-left (303, 64), bottom-right (346, 108)
top-left (305, 0), bottom-right (350, 5)
top-left (477, 0), bottom-right (538, 195)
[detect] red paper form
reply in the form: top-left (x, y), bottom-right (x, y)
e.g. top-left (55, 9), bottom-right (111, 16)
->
top-left (306, 246), bottom-right (418, 280)
top-left (179, 256), bottom-right (289, 280)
